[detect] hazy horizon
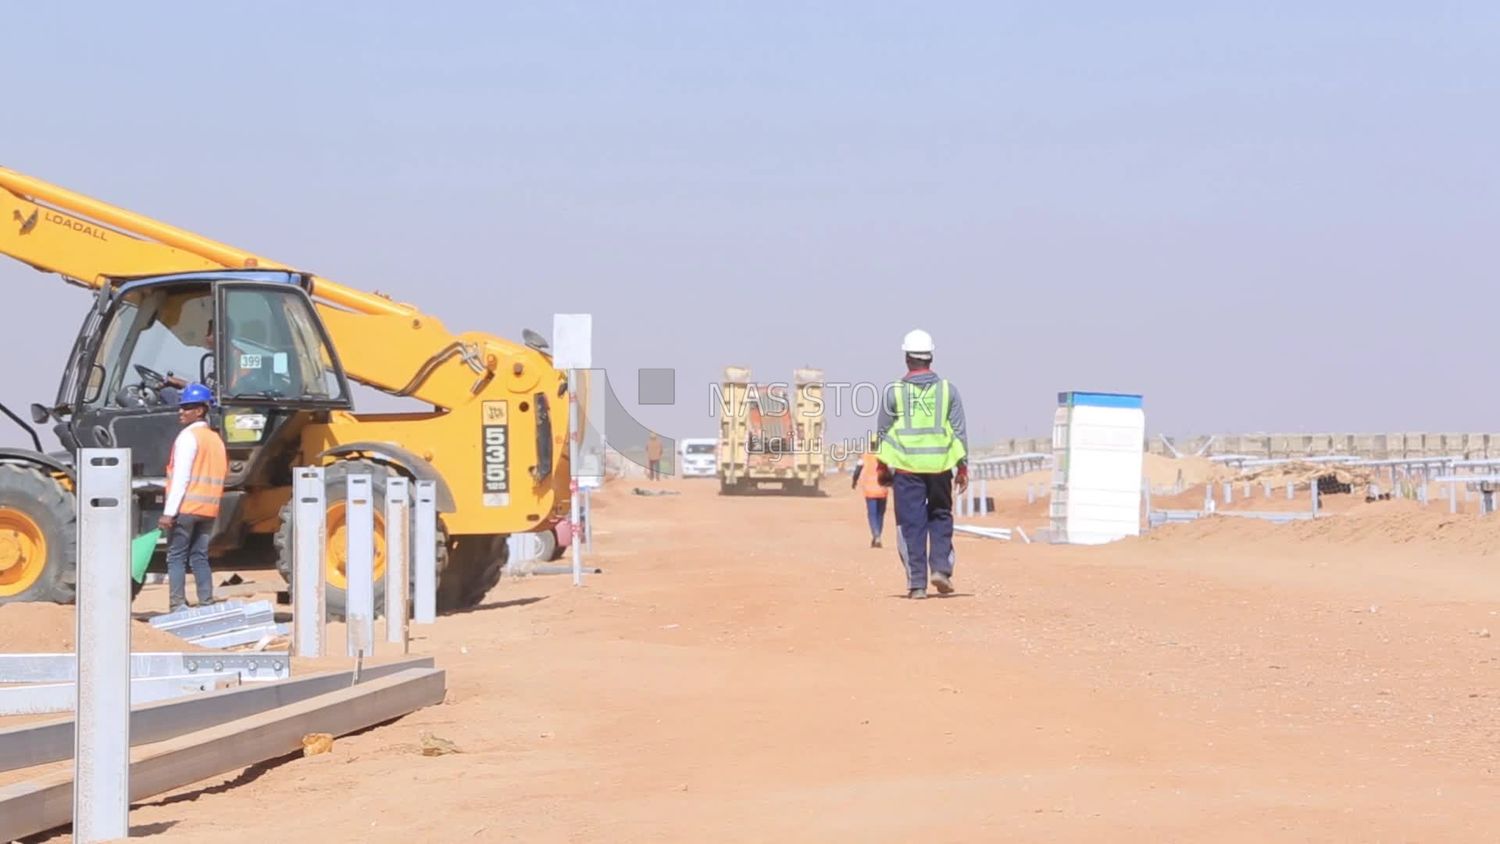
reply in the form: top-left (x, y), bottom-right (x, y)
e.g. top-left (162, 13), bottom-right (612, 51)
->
top-left (4, 3), bottom-right (1498, 452)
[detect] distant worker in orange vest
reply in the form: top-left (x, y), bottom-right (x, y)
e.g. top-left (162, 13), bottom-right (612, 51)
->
top-left (849, 435), bottom-right (890, 548)
top-left (157, 383), bottom-right (227, 613)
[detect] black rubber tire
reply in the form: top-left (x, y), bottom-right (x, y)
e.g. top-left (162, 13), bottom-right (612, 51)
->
top-left (274, 459), bottom-right (448, 622)
top-left (0, 464), bottom-right (78, 605)
top-left (536, 527), bottom-right (562, 562)
top-left (438, 534), bottom-right (507, 611)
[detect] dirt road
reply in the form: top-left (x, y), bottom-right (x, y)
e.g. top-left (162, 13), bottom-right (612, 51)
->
top-left (22, 475), bottom-right (1500, 841)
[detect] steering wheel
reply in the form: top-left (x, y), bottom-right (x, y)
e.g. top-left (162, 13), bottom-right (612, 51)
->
top-left (133, 364), bottom-right (167, 390)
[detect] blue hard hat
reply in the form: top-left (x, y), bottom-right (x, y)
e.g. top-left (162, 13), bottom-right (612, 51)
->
top-left (179, 383), bottom-right (214, 407)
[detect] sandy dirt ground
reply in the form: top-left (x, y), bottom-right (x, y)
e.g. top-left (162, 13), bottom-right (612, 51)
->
top-left (7, 470), bottom-right (1500, 842)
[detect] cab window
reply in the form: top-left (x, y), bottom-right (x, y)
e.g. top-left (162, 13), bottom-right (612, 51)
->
top-left (219, 287), bottom-right (346, 403)
top-left (83, 287), bottom-right (213, 409)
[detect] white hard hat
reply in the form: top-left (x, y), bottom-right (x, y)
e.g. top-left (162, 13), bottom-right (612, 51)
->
top-left (902, 329), bottom-right (935, 354)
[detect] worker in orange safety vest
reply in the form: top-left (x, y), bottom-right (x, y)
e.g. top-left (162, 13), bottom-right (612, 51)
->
top-left (158, 383), bottom-right (227, 613)
top-left (849, 434), bottom-right (890, 548)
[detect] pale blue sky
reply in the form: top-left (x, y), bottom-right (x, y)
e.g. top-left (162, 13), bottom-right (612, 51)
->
top-left (3, 2), bottom-right (1498, 450)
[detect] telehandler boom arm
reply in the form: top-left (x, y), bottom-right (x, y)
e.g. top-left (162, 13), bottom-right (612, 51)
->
top-left (0, 167), bottom-right (546, 409)
top-left (0, 166), bottom-right (570, 541)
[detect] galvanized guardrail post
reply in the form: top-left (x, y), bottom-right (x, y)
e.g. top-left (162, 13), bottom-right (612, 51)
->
top-left (345, 474), bottom-right (375, 657)
top-left (384, 477), bottom-right (410, 651)
top-left (74, 448), bottom-right (131, 842)
top-left (292, 467), bottom-right (326, 659)
top-left (413, 480), bottom-right (437, 624)
top-left (583, 486), bottom-right (593, 551)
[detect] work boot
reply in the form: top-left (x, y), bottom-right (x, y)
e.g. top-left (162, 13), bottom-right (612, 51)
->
top-left (931, 571), bottom-right (954, 595)
top-left (907, 588), bottom-right (926, 600)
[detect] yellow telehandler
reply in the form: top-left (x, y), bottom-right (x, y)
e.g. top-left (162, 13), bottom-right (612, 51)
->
top-left (0, 167), bottom-right (571, 617)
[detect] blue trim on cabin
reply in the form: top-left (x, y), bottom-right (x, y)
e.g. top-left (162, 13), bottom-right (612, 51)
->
top-left (113, 270), bottom-right (304, 295)
top-left (1057, 391), bottom-right (1143, 409)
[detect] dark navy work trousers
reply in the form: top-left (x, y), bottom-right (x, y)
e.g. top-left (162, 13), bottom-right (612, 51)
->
top-left (893, 470), bottom-right (954, 591)
top-left (166, 513), bottom-right (215, 609)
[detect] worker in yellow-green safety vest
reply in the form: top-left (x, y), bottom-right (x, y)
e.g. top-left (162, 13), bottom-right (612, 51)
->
top-left (872, 329), bottom-right (968, 599)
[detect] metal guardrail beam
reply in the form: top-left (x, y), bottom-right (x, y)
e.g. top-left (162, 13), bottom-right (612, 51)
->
top-left (0, 653), bottom-right (290, 685)
top-left (1147, 508), bottom-right (1317, 526)
top-left (150, 599), bottom-right (275, 640)
top-left (0, 674), bottom-right (240, 717)
top-left (1219, 455), bottom-right (1365, 468)
top-left (0, 667), bottom-right (447, 843)
top-left (188, 624), bottom-right (290, 650)
top-left (0, 657), bottom-right (434, 775)
top-left (954, 524), bottom-right (1012, 540)
top-left (969, 453), bottom-right (1052, 481)
top-left (1432, 474), bottom-right (1500, 484)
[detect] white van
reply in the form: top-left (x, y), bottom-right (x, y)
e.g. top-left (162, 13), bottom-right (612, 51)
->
top-left (679, 437), bottom-right (718, 478)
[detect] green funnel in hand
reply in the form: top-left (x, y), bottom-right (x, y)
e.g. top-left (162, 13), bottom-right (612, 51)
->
top-left (131, 529), bottom-right (162, 583)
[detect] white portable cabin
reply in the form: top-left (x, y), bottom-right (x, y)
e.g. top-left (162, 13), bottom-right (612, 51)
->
top-left (1048, 391), bottom-right (1146, 544)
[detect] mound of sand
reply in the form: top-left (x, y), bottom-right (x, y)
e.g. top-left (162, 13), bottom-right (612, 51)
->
top-left (1140, 499), bottom-right (1500, 554)
top-left (0, 602), bottom-right (205, 653)
top-left (1143, 454), bottom-right (1229, 487)
top-left (1233, 460), bottom-right (1376, 487)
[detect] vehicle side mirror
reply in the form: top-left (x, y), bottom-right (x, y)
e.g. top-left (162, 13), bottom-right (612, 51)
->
top-left (30, 403), bottom-right (50, 424)
top-left (200, 352), bottom-right (214, 386)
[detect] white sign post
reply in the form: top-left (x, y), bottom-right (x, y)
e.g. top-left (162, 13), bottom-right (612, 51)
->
top-left (345, 474), bottom-right (375, 657)
top-left (74, 448), bottom-right (132, 842)
top-left (413, 481), bottom-right (437, 623)
top-left (292, 467), bottom-right (326, 659)
top-left (384, 477), bottom-right (410, 651)
top-left (553, 314), bottom-right (592, 587)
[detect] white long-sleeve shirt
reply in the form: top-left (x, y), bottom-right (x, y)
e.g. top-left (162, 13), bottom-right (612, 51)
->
top-left (163, 421), bottom-right (207, 518)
